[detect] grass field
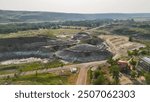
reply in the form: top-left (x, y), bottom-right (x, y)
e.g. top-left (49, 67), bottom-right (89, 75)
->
top-left (0, 28), bottom-right (81, 39)
top-left (0, 73), bottom-right (72, 85)
top-left (0, 60), bottom-right (64, 75)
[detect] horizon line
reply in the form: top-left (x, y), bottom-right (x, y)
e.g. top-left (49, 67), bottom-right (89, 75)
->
top-left (1, 9), bottom-right (150, 14)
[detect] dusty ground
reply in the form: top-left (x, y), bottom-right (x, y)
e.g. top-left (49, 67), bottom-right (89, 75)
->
top-left (76, 61), bottom-right (106, 85)
top-left (76, 66), bottom-right (89, 85)
top-left (99, 35), bottom-right (145, 59)
top-left (0, 57), bottom-right (49, 65)
top-left (119, 74), bottom-right (133, 85)
top-left (0, 34), bottom-right (146, 85)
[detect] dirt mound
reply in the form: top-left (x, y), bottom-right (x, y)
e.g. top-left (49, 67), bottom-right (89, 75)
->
top-left (55, 44), bottom-right (112, 62)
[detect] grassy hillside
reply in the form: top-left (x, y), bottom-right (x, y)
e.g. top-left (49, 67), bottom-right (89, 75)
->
top-left (0, 10), bottom-right (150, 23)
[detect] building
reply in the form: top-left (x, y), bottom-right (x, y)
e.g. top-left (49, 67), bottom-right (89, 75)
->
top-left (137, 57), bottom-right (150, 72)
top-left (117, 60), bottom-right (130, 73)
top-left (118, 60), bottom-right (129, 69)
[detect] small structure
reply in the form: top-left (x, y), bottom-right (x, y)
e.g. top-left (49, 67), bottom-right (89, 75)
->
top-left (117, 60), bottom-right (130, 72)
top-left (137, 57), bottom-right (150, 72)
top-left (70, 68), bottom-right (77, 73)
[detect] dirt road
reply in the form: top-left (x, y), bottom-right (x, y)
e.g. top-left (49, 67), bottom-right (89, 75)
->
top-left (76, 65), bottom-right (89, 85)
top-left (0, 60), bottom-right (106, 80)
top-left (76, 60), bottom-right (106, 85)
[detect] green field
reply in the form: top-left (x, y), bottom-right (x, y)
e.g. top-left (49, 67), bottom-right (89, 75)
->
top-left (0, 73), bottom-right (70, 85)
top-left (0, 60), bottom-right (64, 75)
top-left (0, 28), bottom-right (81, 39)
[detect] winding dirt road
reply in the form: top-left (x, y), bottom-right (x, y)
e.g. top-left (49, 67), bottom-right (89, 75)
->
top-left (76, 60), bottom-right (106, 85)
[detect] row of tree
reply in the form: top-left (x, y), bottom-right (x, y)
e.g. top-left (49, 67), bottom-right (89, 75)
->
top-left (0, 19), bottom-right (113, 34)
top-left (0, 22), bottom-right (61, 34)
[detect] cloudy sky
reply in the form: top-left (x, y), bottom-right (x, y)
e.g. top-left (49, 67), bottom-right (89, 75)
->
top-left (0, 0), bottom-right (150, 13)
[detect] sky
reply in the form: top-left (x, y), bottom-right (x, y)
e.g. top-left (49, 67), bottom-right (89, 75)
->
top-left (0, 0), bottom-right (150, 13)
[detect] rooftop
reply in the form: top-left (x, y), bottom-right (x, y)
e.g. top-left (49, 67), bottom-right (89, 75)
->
top-left (142, 57), bottom-right (150, 64)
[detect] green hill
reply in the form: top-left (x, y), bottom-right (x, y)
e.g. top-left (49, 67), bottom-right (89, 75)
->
top-left (0, 10), bottom-right (150, 23)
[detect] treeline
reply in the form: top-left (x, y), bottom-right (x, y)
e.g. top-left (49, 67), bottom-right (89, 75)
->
top-left (61, 19), bottom-right (113, 27)
top-left (0, 19), bottom-right (113, 34)
top-left (0, 22), bottom-right (60, 34)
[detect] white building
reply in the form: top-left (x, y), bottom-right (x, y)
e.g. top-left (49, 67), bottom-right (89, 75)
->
top-left (137, 57), bottom-right (150, 72)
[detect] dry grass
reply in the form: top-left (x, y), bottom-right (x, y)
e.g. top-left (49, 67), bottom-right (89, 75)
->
top-left (67, 73), bottom-right (78, 85)
top-left (0, 28), bottom-right (82, 39)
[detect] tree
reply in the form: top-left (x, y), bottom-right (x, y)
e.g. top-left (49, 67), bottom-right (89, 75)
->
top-left (129, 58), bottom-right (137, 70)
top-left (130, 59), bottom-right (136, 66)
top-left (132, 49), bottom-right (139, 56)
top-left (110, 65), bottom-right (120, 85)
top-left (89, 69), bottom-right (93, 81)
top-left (145, 73), bottom-right (150, 85)
top-left (140, 50), bottom-right (147, 55)
top-left (93, 70), bottom-right (101, 79)
top-left (130, 71), bottom-right (137, 79)
top-left (18, 69), bottom-right (23, 74)
top-left (107, 57), bottom-right (118, 65)
top-left (128, 50), bottom-right (139, 57)
top-left (35, 70), bottom-right (38, 77)
top-left (127, 50), bottom-right (133, 57)
top-left (14, 73), bottom-right (18, 78)
top-left (107, 57), bottom-right (120, 84)
top-left (93, 74), bottom-right (105, 85)
top-left (97, 65), bottom-right (102, 70)
top-left (6, 75), bottom-right (10, 80)
top-left (61, 63), bottom-right (64, 68)
top-left (137, 70), bottom-right (145, 77)
top-left (129, 36), bottom-right (133, 42)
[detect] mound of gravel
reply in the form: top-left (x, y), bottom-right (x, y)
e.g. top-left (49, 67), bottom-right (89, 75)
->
top-left (55, 44), bottom-right (112, 62)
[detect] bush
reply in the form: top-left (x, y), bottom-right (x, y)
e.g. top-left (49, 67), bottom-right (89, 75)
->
top-left (130, 71), bottom-right (137, 79)
top-left (93, 74), bottom-right (105, 85)
top-left (93, 70), bottom-right (101, 79)
top-left (145, 73), bottom-right (150, 85)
